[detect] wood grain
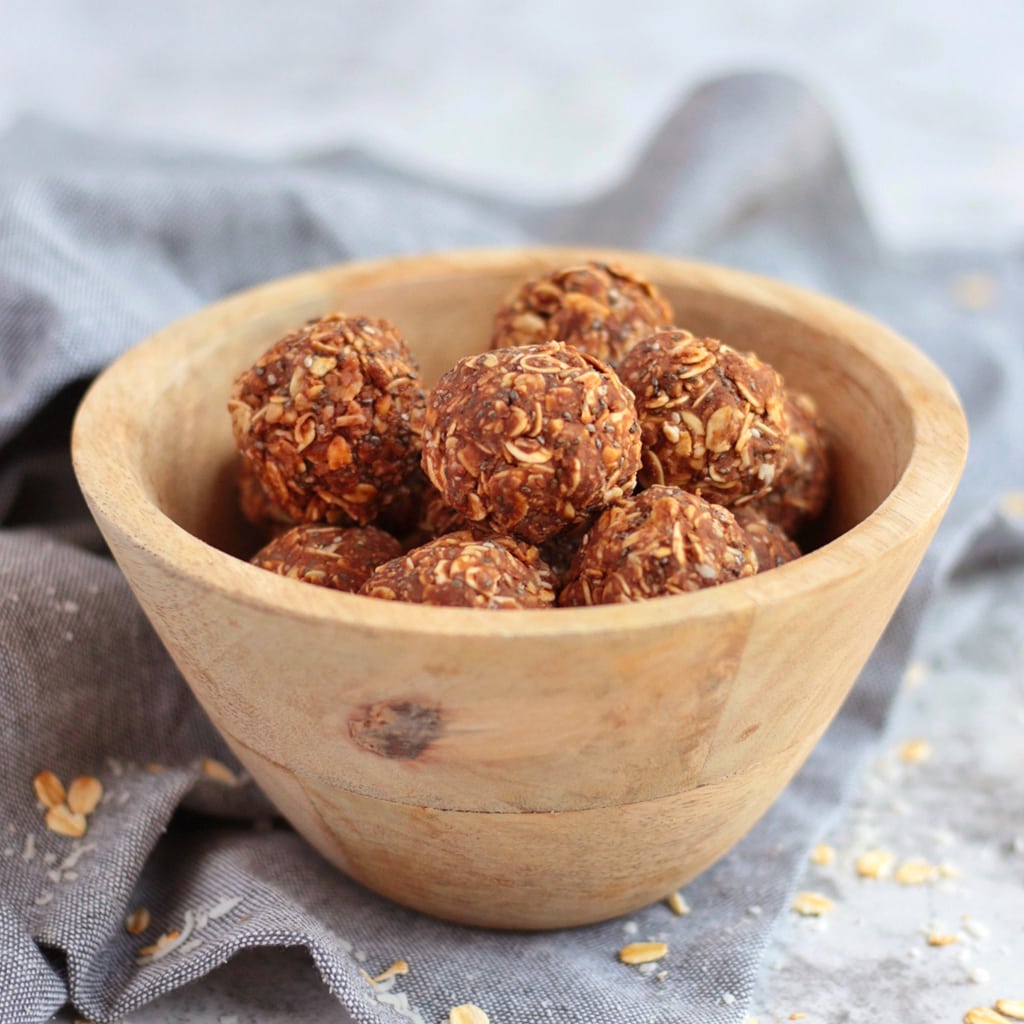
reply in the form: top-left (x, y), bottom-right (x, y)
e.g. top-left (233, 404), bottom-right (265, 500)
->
top-left (71, 248), bottom-right (968, 928)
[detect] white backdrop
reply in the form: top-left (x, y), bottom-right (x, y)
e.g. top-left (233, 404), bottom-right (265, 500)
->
top-left (1, 0), bottom-right (1021, 249)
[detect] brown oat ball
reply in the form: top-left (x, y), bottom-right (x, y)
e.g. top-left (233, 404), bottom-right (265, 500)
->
top-left (617, 329), bottom-right (789, 507)
top-left (733, 506), bottom-right (801, 572)
top-left (228, 313), bottom-right (426, 527)
top-left (251, 524), bottom-right (402, 593)
top-left (490, 261), bottom-right (673, 365)
top-left (237, 458), bottom-right (291, 530)
top-left (417, 487), bottom-right (469, 540)
top-left (745, 391), bottom-right (829, 535)
top-left (360, 530), bottom-right (557, 609)
top-left (421, 341), bottom-right (642, 544)
top-left (559, 485), bottom-right (756, 606)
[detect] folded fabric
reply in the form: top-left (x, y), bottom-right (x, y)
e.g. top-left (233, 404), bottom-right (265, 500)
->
top-left (1, 74), bottom-right (1020, 1024)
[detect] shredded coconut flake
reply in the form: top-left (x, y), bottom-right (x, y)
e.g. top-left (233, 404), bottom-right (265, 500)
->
top-left (22, 833), bottom-right (35, 862)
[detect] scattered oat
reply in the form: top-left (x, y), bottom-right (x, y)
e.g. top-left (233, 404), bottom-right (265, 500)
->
top-left (622, 919), bottom-right (639, 935)
top-left (201, 758), bottom-right (241, 786)
top-left (964, 1009), bottom-right (1010, 1024)
top-left (969, 967), bottom-right (993, 985)
top-left (372, 960), bottom-right (409, 984)
top-left (899, 739), bottom-right (932, 764)
top-left (951, 272), bottom-right (998, 310)
top-left (903, 661), bottom-right (928, 688)
top-left (856, 849), bottom-right (895, 879)
top-left (810, 843), bottom-right (835, 866)
top-left (666, 891), bottom-right (690, 916)
top-left (895, 859), bottom-right (939, 885)
top-left (637, 961), bottom-right (659, 976)
top-left (449, 1005), bottom-right (490, 1024)
top-left (619, 942), bottom-right (669, 965)
top-left (995, 1001), bottom-right (1024, 1020)
top-left (45, 805), bottom-right (86, 838)
top-left (125, 907), bottom-right (151, 935)
top-left (43, 852), bottom-right (57, 865)
top-left (21, 833), bottom-right (36, 862)
top-left (33, 891), bottom-right (54, 906)
top-left (1001, 492), bottom-right (1024, 520)
top-left (67, 776), bottom-right (103, 816)
top-left (927, 931), bottom-right (960, 946)
top-left (791, 891), bottom-right (833, 917)
top-left (33, 771), bottom-right (66, 809)
top-left (207, 895), bottom-right (244, 920)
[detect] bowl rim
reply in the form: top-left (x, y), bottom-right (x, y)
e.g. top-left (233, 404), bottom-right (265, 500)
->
top-left (71, 246), bottom-right (968, 640)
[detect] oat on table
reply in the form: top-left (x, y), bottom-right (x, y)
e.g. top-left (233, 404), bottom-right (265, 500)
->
top-left (490, 261), bottom-right (673, 366)
top-left (228, 313), bottom-right (426, 527)
top-left (559, 485), bottom-right (757, 606)
top-left (421, 341), bottom-right (641, 544)
top-left (361, 530), bottom-right (557, 609)
top-left (617, 329), bottom-right (789, 507)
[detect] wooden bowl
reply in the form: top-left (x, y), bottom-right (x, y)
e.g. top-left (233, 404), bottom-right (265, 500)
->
top-left (71, 248), bottom-right (967, 929)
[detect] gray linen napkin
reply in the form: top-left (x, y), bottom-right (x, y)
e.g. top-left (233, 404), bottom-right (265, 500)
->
top-left (1, 74), bottom-right (1021, 1024)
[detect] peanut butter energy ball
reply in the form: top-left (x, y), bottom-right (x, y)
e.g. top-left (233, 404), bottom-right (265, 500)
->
top-left (617, 329), bottom-right (789, 507)
top-left (360, 530), bottom-right (556, 609)
top-left (252, 524), bottom-right (402, 592)
top-left (559, 485), bottom-right (756, 606)
top-left (733, 506), bottom-right (801, 571)
top-left (228, 314), bottom-right (426, 527)
top-left (490, 261), bottom-right (673, 365)
top-left (745, 391), bottom-right (829, 534)
top-left (421, 341), bottom-right (642, 544)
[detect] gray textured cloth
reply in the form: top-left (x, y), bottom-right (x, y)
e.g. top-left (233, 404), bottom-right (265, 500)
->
top-left (0, 74), bottom-right (1020, 1024)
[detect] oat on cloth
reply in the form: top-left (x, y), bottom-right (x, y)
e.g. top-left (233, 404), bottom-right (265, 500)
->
top-left (2, 74), bottom-right (1022, 1024)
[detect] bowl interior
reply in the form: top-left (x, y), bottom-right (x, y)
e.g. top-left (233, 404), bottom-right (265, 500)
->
top-left (139, 260), bottom-right (914, 562)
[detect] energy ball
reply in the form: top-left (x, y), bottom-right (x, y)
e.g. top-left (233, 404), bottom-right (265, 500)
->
top-left (733, 506), bottom-right (801, 571)
top-left (360, 530), bottom-right (557, 609)
top-left (237, 458), bottom-right (294, 531)
top-left (252, 524), bottom-right (402, 593)
top-left (421, 341), bottom-right (642, 544)
top-left (745, 391), bottom-right (829, 534)
top-left (617, 329), bottom-right (789, 507)
top-left (490, 261), bottom-right (674, 366)
top-left (559, 485), bottom-right (756, 606)
top-left (228, 313), bottom-right (426, 527)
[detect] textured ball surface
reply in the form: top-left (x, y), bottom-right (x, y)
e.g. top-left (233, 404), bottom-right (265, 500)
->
top-left (490, 261), bottom-right (673, 365)
top-left (228, 313), bottom-right (425, 526)
top-left (559, 485), bottom-right (756, 606)
top-left (421, 341), bottom-right (642, 543)
top-left (360, 530), bottom-right (557, 609)
top-left (618, 329), bottom-right (789, 507)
